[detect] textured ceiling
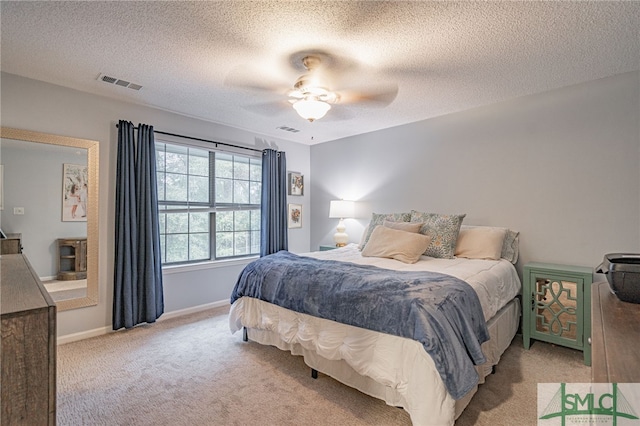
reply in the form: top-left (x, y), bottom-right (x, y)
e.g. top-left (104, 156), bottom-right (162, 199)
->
top-left (1, 1), bottom-right (639, 145)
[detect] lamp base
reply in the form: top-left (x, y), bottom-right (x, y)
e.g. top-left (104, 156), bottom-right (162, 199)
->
top-left (333, 218), bottom-right (349, 247)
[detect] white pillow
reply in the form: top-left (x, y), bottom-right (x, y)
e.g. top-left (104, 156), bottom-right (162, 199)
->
top-left (361, 226), bottom-right (432, 264)
top-left (455, 226), bottom-right (507, 260)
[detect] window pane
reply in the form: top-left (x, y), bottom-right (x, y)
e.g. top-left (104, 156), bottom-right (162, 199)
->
top-left (155, 144), bottom-right (166, 172)
top-left (166, 213), bottom-right (189, 233)
top-left (234, 180), bottom-right (249, 204)
top-left (250, 210), bottom-right (261, 231)
top-left (234, 231), bottom-right (250, 256)
top-left (159, 212), bottom-right (166, 234)
top-left (189, 175), bottom-right (209, 203)
top-left (216, 211), bottom-right (233, 232)
top-left (216, 178), bottom-right (232, 203)
top-left (216, 232), bottom-right (233, 257)
top-left (165, 173), bottom-right (188, 202)
top-left (156, 172), bottom-right (166, 201)
top-left (188, 149), bottom-right (209, 176)
top-left (215, 153), bottom-right (233, 178)
top-left (165, 146), bottom-right (188, 174)
top-left (166, 234), bottom-right (188, 263)
top-left (250, 182), bottom-right (261, 204)
top-left (160, 234), bottom-right (166, 262)
top-left (234, 156), bottom-right (249, 180)
top-left (189, 233), bottom-right (209, 260)
top-left (251, 230), bottom-right (260, 253)
top-left (189, 212), bottom-right (209, 233)
top-left (250, 158), bottom-right (261, 181)
top-left (235, 211), bottom-right (250, 231)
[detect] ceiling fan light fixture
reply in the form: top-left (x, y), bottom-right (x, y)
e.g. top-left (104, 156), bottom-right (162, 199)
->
top-left (292, 97), bottom-right (331, 122)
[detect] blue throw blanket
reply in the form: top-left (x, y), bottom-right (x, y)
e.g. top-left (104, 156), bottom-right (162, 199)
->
top-left (231, 251), bottom-right (489, 400)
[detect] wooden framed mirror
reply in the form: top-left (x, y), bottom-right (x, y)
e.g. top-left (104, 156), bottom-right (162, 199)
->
top-left (0, 127), bottom-right (99, 311)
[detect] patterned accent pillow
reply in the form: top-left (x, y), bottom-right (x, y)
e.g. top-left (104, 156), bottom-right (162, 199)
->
top-left (502, 229), bottom-right (520, 263)
top-left (410, 210), bottom-right (466, 259)
top-left (359, 212), bottom-right (412, 250)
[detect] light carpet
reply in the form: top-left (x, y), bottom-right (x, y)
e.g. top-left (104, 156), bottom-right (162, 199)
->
top-left (57, 305), bottom-right (590, 425)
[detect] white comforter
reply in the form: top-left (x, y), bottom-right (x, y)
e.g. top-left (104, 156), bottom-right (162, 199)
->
top-left (305, 244), bottom-right (521, 320)
top-left (229, 244), bottom-right (522, 425)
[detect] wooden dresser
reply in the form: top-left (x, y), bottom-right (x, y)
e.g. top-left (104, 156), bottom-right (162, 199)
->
top-left (591, 281), bottom-right (640, 382)
top-left (1, 233), bottom-right (23, 254)
top-left (1, 254), bottom-right (56, 425)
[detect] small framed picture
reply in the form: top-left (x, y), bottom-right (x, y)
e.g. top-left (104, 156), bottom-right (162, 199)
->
top-left (288, 203), bottom-right (302, 228)
top-left (288, 172), bottom-right (304, 196)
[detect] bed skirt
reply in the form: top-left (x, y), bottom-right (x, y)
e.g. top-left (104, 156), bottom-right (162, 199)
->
top-left (229, 297), bottom-right (521, 426)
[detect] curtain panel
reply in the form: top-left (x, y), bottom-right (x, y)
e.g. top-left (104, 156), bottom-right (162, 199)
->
top-left (114, 120), bottom-right (164, 330)
top-left (260, 149), bottom-right (288, 256)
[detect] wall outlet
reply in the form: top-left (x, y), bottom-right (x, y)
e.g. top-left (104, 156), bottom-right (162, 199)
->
top-left (13, 207), bottom-right (24, 215)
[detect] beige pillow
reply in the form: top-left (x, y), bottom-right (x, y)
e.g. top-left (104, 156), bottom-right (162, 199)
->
top-left (455, 226), bottom-right (507, 260)
top-left (361, 226), bottom-right (432, 264)
top-left (383, 220), bottom-right (423, 233)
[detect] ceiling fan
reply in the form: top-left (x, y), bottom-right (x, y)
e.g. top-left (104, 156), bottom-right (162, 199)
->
top-left (287, 55), bottom-right (339, 122)
top-left (225, 50), bottom-right (398, 123)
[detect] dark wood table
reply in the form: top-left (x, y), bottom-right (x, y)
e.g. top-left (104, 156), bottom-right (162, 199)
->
top-left (591, 281), bottom-right (640, 382)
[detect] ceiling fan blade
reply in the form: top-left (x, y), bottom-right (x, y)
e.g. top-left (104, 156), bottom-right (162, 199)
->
top-left (338, 83), bottom-right (399, 107)
top-left (321, 106), bottom-right (355, 121)
top-left (241, 100), bottom-right (291, 117)
top-left (224, 64), bottom-right (290, 93)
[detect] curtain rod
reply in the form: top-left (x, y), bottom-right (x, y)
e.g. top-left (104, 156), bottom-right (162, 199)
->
top-left (116, 124), bottom-right (263, 153)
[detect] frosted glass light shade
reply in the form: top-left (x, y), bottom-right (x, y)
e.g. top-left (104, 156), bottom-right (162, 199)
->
top-left (293, 99), bottom-right (331, 122)
top-left (329, 200), bottom-right (355, 219)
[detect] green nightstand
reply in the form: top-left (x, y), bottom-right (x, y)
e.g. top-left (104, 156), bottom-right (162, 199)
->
top-left (319, 245), bottom-right (337, 251)
top-left (523, 262), bottom-right (593, 365)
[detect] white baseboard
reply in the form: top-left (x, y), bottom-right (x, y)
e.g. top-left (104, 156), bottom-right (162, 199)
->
top-left (57, 299), bottom-right (229, 345)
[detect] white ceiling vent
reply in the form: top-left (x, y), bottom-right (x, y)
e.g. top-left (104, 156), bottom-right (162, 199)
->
top-left (276, 126), bottom-right (300, 133)
top-left (98, 74), bottom-right (142, 91)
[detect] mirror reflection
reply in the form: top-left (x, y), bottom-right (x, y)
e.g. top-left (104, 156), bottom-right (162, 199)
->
top-left (534, 278), bottom-right (578, 341)
top-left (0, 128), bottom-right (99, 311)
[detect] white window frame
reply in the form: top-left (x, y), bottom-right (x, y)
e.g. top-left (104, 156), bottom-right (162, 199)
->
top-left (155, 138), bottom-right (261, 267)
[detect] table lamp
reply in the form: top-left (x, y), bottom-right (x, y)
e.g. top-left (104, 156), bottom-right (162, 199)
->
top-left (329, 200), bottom-right (355, 247)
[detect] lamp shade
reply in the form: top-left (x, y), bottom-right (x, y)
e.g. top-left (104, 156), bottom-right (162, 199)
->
top-left (329, 200), bottom-right (355, 218)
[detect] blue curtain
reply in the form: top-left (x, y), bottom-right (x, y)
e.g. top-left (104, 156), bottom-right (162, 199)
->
top-left (114, 120), bottom-right (164, 330)
top-left (260, 149), bottom-right (288, 256)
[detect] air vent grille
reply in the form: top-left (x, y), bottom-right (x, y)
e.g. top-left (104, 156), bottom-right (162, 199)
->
top-left (277, 126), bottom-right (300, 133)
top-left (98, 74), bottom-right (142, 91)
top-left (100, 75), bottom-right (117, 84)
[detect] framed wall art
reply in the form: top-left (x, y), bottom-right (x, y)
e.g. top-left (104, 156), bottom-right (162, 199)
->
top-left (288, 203), bottom-right (302, 229)
top-left (62, 163), bottom-right (88, 222)
top-left (288, 172), bottom-right (304, 196)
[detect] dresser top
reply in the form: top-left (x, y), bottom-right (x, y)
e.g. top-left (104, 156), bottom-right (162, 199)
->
top-left (1, 254), bottom-right (55, 316)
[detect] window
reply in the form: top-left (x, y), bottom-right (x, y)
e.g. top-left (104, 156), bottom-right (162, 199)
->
top-left (155, 141), bottom-right (261, 265)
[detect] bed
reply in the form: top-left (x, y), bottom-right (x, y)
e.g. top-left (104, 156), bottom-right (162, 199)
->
top-left (229, 215), bottom-right (521, 425)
